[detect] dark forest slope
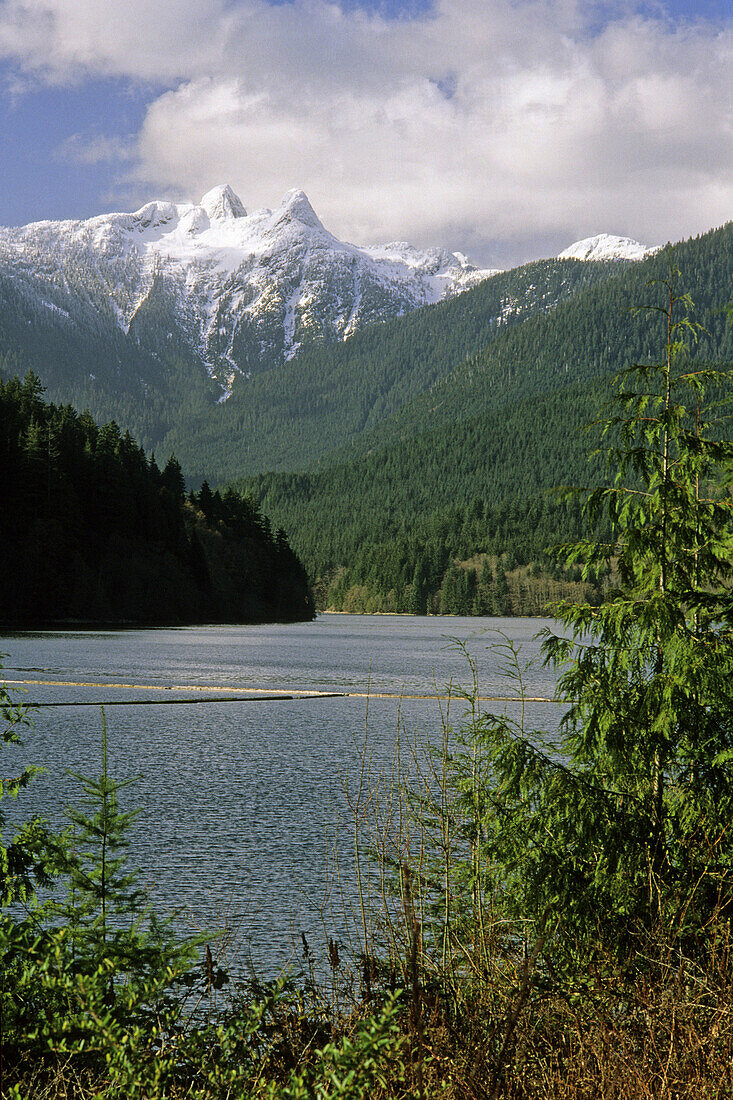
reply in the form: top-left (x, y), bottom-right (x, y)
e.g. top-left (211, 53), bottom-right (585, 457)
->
top-left (159, 258), bottom-right (622, 481)
top-left (0, 375), bottom-right (313, 626)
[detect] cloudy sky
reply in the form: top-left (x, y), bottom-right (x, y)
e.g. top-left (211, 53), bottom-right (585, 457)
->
top-left (0, 0), bottom-right (730, 266)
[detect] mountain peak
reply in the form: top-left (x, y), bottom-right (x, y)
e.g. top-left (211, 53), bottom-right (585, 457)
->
top-left (278, 189), bottom-right (323, 230)
top-left (200, 185), bottom-right (247, 221)
top-left (558, 233), bottom-right (654, 262)
top-left (0, 185), bottom-right (504, 398)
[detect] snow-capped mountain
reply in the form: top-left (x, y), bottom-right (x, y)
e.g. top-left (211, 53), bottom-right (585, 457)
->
top-left (558, 233), bottom-right (656, 262)
top-left (0, 184), bottom-right (499, 397)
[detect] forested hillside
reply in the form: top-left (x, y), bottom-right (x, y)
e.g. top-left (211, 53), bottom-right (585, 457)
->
top-left (242, 225), bottom-right (732, 613)
top-left (0, 374), bottom-right (314, 626)
top-left (1, 226), bottom-right (728, 495)
top-left (346, 224), bottom-right (732, 458)
top-left (242, 385), bottom-right (604, 613)
top-left (157, 256), bottom-right (621, 481)
top-left (0, 264), bottom-right (221, 451)
top-left (1, 223), bottom-right (729, 618)
top-left (136, 224), bottom-right (730, 484)
top-left (0, 255), bottom-right (621, 477)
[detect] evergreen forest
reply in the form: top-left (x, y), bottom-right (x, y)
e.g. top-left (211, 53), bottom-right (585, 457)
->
top-left (0, 374), bottom-right (314, 626)
top-left (0, 224), bottom-right (730, 619)
top-left (241, 226), bottom-right (732, 613)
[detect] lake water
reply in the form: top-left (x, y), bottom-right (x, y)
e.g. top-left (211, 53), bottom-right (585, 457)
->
top-left (0, 614), bottom-right (564, 977)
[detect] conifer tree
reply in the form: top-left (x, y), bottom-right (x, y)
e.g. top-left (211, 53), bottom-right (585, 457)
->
top-left (494, 568), bottom-right (510, 615)
top-left (481, 259), bottom-right (733, 962)
top-left (54, 711), bottom-right (195, 1014)
top-left (409, 557), bottom-right (429, 615)
top-left (161, 455), bottom-right (186, 500)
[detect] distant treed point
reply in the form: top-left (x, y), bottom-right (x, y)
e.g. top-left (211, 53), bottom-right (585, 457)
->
top-left (0, 374), bottom-right (314, 627)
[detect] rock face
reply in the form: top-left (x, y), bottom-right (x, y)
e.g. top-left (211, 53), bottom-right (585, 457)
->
top-left (557, 233), bottom-right (656, 262)
top-left (0, 185), bottom-right (499, 397)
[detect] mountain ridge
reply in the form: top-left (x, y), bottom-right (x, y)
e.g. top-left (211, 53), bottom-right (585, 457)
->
top-left (1, 205), bottom-right (727, 616)
top-left (557, 232), bottom-right (657, 262)
top-left (0, 185), bottom-right (655, 401)
top-left (0, 184), bottom-right (500, 398)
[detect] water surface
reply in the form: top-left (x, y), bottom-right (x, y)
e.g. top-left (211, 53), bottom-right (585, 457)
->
top-left (1, 615), bottom-right (563, 974)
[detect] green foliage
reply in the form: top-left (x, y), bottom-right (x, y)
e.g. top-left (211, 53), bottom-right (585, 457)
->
top-left (0, 671), bottom-right (46, 905)
top-left (293, 495), bottom-right (596, 616)
top-left (0, 698), bottom-right (199, 1086)
top-left (0, 667), bottom-right (68, 1066)
top-left (239, 226), bottom-right (731, 609)
top-left (472, 259), bottom-right (733, 961)
top-left (0, 375), bottom-right (314, 625)
top-left (256, 993), bottom-right (405, 1100)
top-left (54, 713), bottom-right (193, 1006)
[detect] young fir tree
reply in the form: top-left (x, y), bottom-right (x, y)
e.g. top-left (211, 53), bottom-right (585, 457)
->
top-left (56, 710), bottom-right (195, 1016)
top-left (480, 259), bottom-right (733, 965)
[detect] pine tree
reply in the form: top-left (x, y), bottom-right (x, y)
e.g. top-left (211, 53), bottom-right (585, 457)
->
top-left (161, 455), bottom-right (186, 500)
top-left (440, 563), bottom-right (461, 615)
top-left (408, 556), bottom-right (429, 615)
top-left (494, 568), bottom-right (510, 615)
top-left (476, 558), bottom-right (494, 615)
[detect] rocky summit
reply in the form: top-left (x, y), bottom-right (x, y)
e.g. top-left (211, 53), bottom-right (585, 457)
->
top-left (0, 185), bottom-right (499, 398)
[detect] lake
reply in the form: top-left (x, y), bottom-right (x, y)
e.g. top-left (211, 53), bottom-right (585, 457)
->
top-left (0, 614), bottom-right (564, 978)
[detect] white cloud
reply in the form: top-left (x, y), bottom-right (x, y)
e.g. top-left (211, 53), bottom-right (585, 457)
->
top-left (0, 0), bottom-right (231, 81)
top-left (54, 131), bottom-right (132, 164)
top-left (0, 0), bottom-right (730, 264)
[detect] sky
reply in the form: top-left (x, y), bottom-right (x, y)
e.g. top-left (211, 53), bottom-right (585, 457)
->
top-left (0, 0), bottom-right (730, 267)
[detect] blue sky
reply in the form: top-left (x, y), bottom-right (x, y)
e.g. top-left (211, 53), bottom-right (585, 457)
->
top-left (0, 76), bottom-right (153, 224)
top-left (0, 0), bottom-right (730, 265)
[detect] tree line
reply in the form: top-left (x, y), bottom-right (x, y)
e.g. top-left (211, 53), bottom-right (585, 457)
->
top-left (315, 495), bottom-right (603, 616)
top-left (0, 373), bottom-right (314, 625)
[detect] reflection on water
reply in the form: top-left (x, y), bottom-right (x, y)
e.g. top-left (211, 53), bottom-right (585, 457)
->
top-left (1, 614), bottom-right (565, 973)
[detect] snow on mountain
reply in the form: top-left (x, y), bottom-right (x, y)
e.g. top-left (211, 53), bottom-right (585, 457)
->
top-left (0, 186), bottom-right (500, 398)
top-left (200, 183), bottom-right (247, 221)
top-left (558, 233), bottom-right (657, 262)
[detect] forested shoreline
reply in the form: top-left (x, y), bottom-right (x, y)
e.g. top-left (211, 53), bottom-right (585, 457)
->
top-left (0, 374), bottom-right (314, 626)
top-left (239, 225), bottom-right (732, 613)
top-left (2, 226), bottom-right (729, 626)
